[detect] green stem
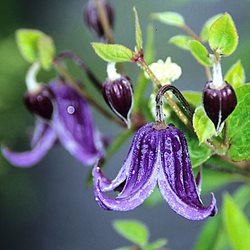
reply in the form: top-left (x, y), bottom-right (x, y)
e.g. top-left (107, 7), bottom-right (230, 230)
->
top-left (181, 24), bottom-right (212, 81)
top-left (135, 56), bottom-right (192, 128)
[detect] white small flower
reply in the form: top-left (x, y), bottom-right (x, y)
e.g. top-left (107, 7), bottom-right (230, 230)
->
top-left (145, 57), bottom-right (182, 85)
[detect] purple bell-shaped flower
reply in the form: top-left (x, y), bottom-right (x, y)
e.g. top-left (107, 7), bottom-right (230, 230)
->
top-left (93, 85), bottom-right (217, 220)
top-left (2, 63), bottom-right (104, 167)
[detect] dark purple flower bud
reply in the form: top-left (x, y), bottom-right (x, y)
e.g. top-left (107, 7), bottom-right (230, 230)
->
top-left (203, 81), bottom-right (237, 131)
top-left (102, 75), bottom-right (133, 127)
top-left (83, 0), bottom-right (114, 39)
top-left (24, 85), bottom-right (54, 120)
top-left (93, 123), bottom-right (217, 220)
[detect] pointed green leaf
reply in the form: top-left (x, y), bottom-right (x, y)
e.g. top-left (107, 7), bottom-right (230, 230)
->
top-left (144, 239), bottom-right (167, 250)
top-left (133, 7), bottom-right (143, 51)
top-left (223, 194), bottom-right (250, 250)
top-left (37, 35), bottom-right (55, 70)
top-left (144, 24), bottom-right (155, 64)
top-left (113, 220), bottom-right (149, 247)
top-left (200, 13), bottom-right (223, 41)
top-left (208, 13), bottom-right (238, 56)
top-left (151, 12), bottom-right (185, 27)
top-left (91, 43), bottom-right (133, 62)
top-left (189, 40), bottom-right (212, 66)
top-left (169, 35), bottom-right (191, 50)
top-left (16, 29), bottom-right (55, 69)
top-left (225, 60), bottom-right (245, 89)
top-left (193, 106), bottom-right (216, 144)
top-left (16, 29), bottom-right (44, 63)
top-left (227, 84), bottom-right (250, 161)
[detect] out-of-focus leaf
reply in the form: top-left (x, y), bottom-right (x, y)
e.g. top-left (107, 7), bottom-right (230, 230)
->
top-left (114, 247), bottom-right (131, 250)
top-left (16, 29), bottom-right (55, 69)
top-left (189, 40), bottom-right (212, 66)
top-left (208, 13), bottom-right (238, 56)
top-left (225, 60), bottom-right (245, 89)
top-left (182, 91), bottom-right (202, 107)
top-left (223, 194), bottom-right (250, 250)
top-left (144, 239), bottom-right (167, 250)
top-left (193, 106), bottom-right (216, 144)
top-left (144, 187), bottom-right (162, 207)
top-left (227, 84), bottom-right (250, 161)
top-left (200, 13), bottom-right (223, 41)
top-left (113, 220), bottom-right (149, 247)
top-left (144, 25), bottom-right (155, 64)
top-left (151, 12), bottom-right (185, 27)
top-left (37, 35), bottom-right (55, 70)
top-left (133, 7), bottom-right (143, 52)
top-left (91, 43), bottom-right (133, 62)
top-left (169, 35), bottom-right (191, 50)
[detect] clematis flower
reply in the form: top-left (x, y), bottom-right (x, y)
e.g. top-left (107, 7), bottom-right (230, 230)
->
top-left (93, 85), bottom-right (217, 220)
top-left (2, 63), bottom-right (103, 167)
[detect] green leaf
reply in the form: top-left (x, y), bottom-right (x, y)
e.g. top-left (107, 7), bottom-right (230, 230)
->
top-left (113, 220), bottom-right (149, 247)
top-left (169, 112), bottom-right (212, 167)
top-left (144, 239), bottom-right (167, 250)
top-left (193, 106), bottom-right (216, 144)
top-left (16, 29), bottom-right (55, 69)
top-left (144, 187), bottom-right (162, 207)
top-left (223, 194), bottom-right (250, 250)
top-left (169, 35), bottom-right (191, 50)
top-left (208, 13), bottom-right (238, 56)
top-left (189, 40), bottom-right (212, 66)
top-left (91, 43), bottom-right (133, 62)
top-left (200, 13), bottom-right (223, 41)
top-left (16, 29), bottom-right (43, 63)
top-left (182, 91), bottom-right (202, 107)
top-left (133, 7), bottom-right (143, 52)
top-left (144, 25), bottom-right (155, 64)
top-left (227, 84), bottom-right (250, 161)
top-left (225, 60), bottom-right (245, 89)
top-left (151, 12), bottom-right (185, 27)
top-left (233, 185), bottom-right (250, 211)
top-left (37, 35), bottom-right (55, 70)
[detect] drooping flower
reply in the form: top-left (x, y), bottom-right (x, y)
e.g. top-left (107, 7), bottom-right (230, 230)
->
top-left (2, 63), bottom-right (103, 167)
top-left (93, 85), bottom-right (217, 220)
top-left (102, 63), bottom-right (133, 128)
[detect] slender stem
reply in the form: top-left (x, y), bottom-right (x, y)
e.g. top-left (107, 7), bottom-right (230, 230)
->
top-left (204, 164), bottom-right (250, 178)
top-left (55, 51), bottom-right (102, 90)
top-left (181, 24), bottom-right (212, 81)
top-left (136, 57), bottom-right (192, 128)
top-left (93, 0), bottom-right (114, 43)
top-left (53, 62), bottom-right (125, 127)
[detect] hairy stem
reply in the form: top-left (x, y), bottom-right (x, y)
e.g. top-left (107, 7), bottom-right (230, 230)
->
top-left (55, 51), bottom-right (102, 90)
top-left (135, 55), bottom-right (192, 128)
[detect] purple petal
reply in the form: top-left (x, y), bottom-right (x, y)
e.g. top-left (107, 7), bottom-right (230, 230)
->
top-left (50, 80), bottom-right (104, 165)
top-left (2, 121), bottom-right (57, 168)
top-left (158, 125), bottom-right (217, 220)
top-left (93, 123), bottom-right (159, 210)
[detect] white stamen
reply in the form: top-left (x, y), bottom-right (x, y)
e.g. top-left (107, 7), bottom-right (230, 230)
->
top-left (106, 62), bottom-right (121, 81)
top-left (25, 62), bottom-right (41, 91)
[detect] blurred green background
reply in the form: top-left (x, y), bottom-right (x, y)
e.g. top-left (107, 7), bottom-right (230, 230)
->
top-left (1, 0), bottom-right (250, 249)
